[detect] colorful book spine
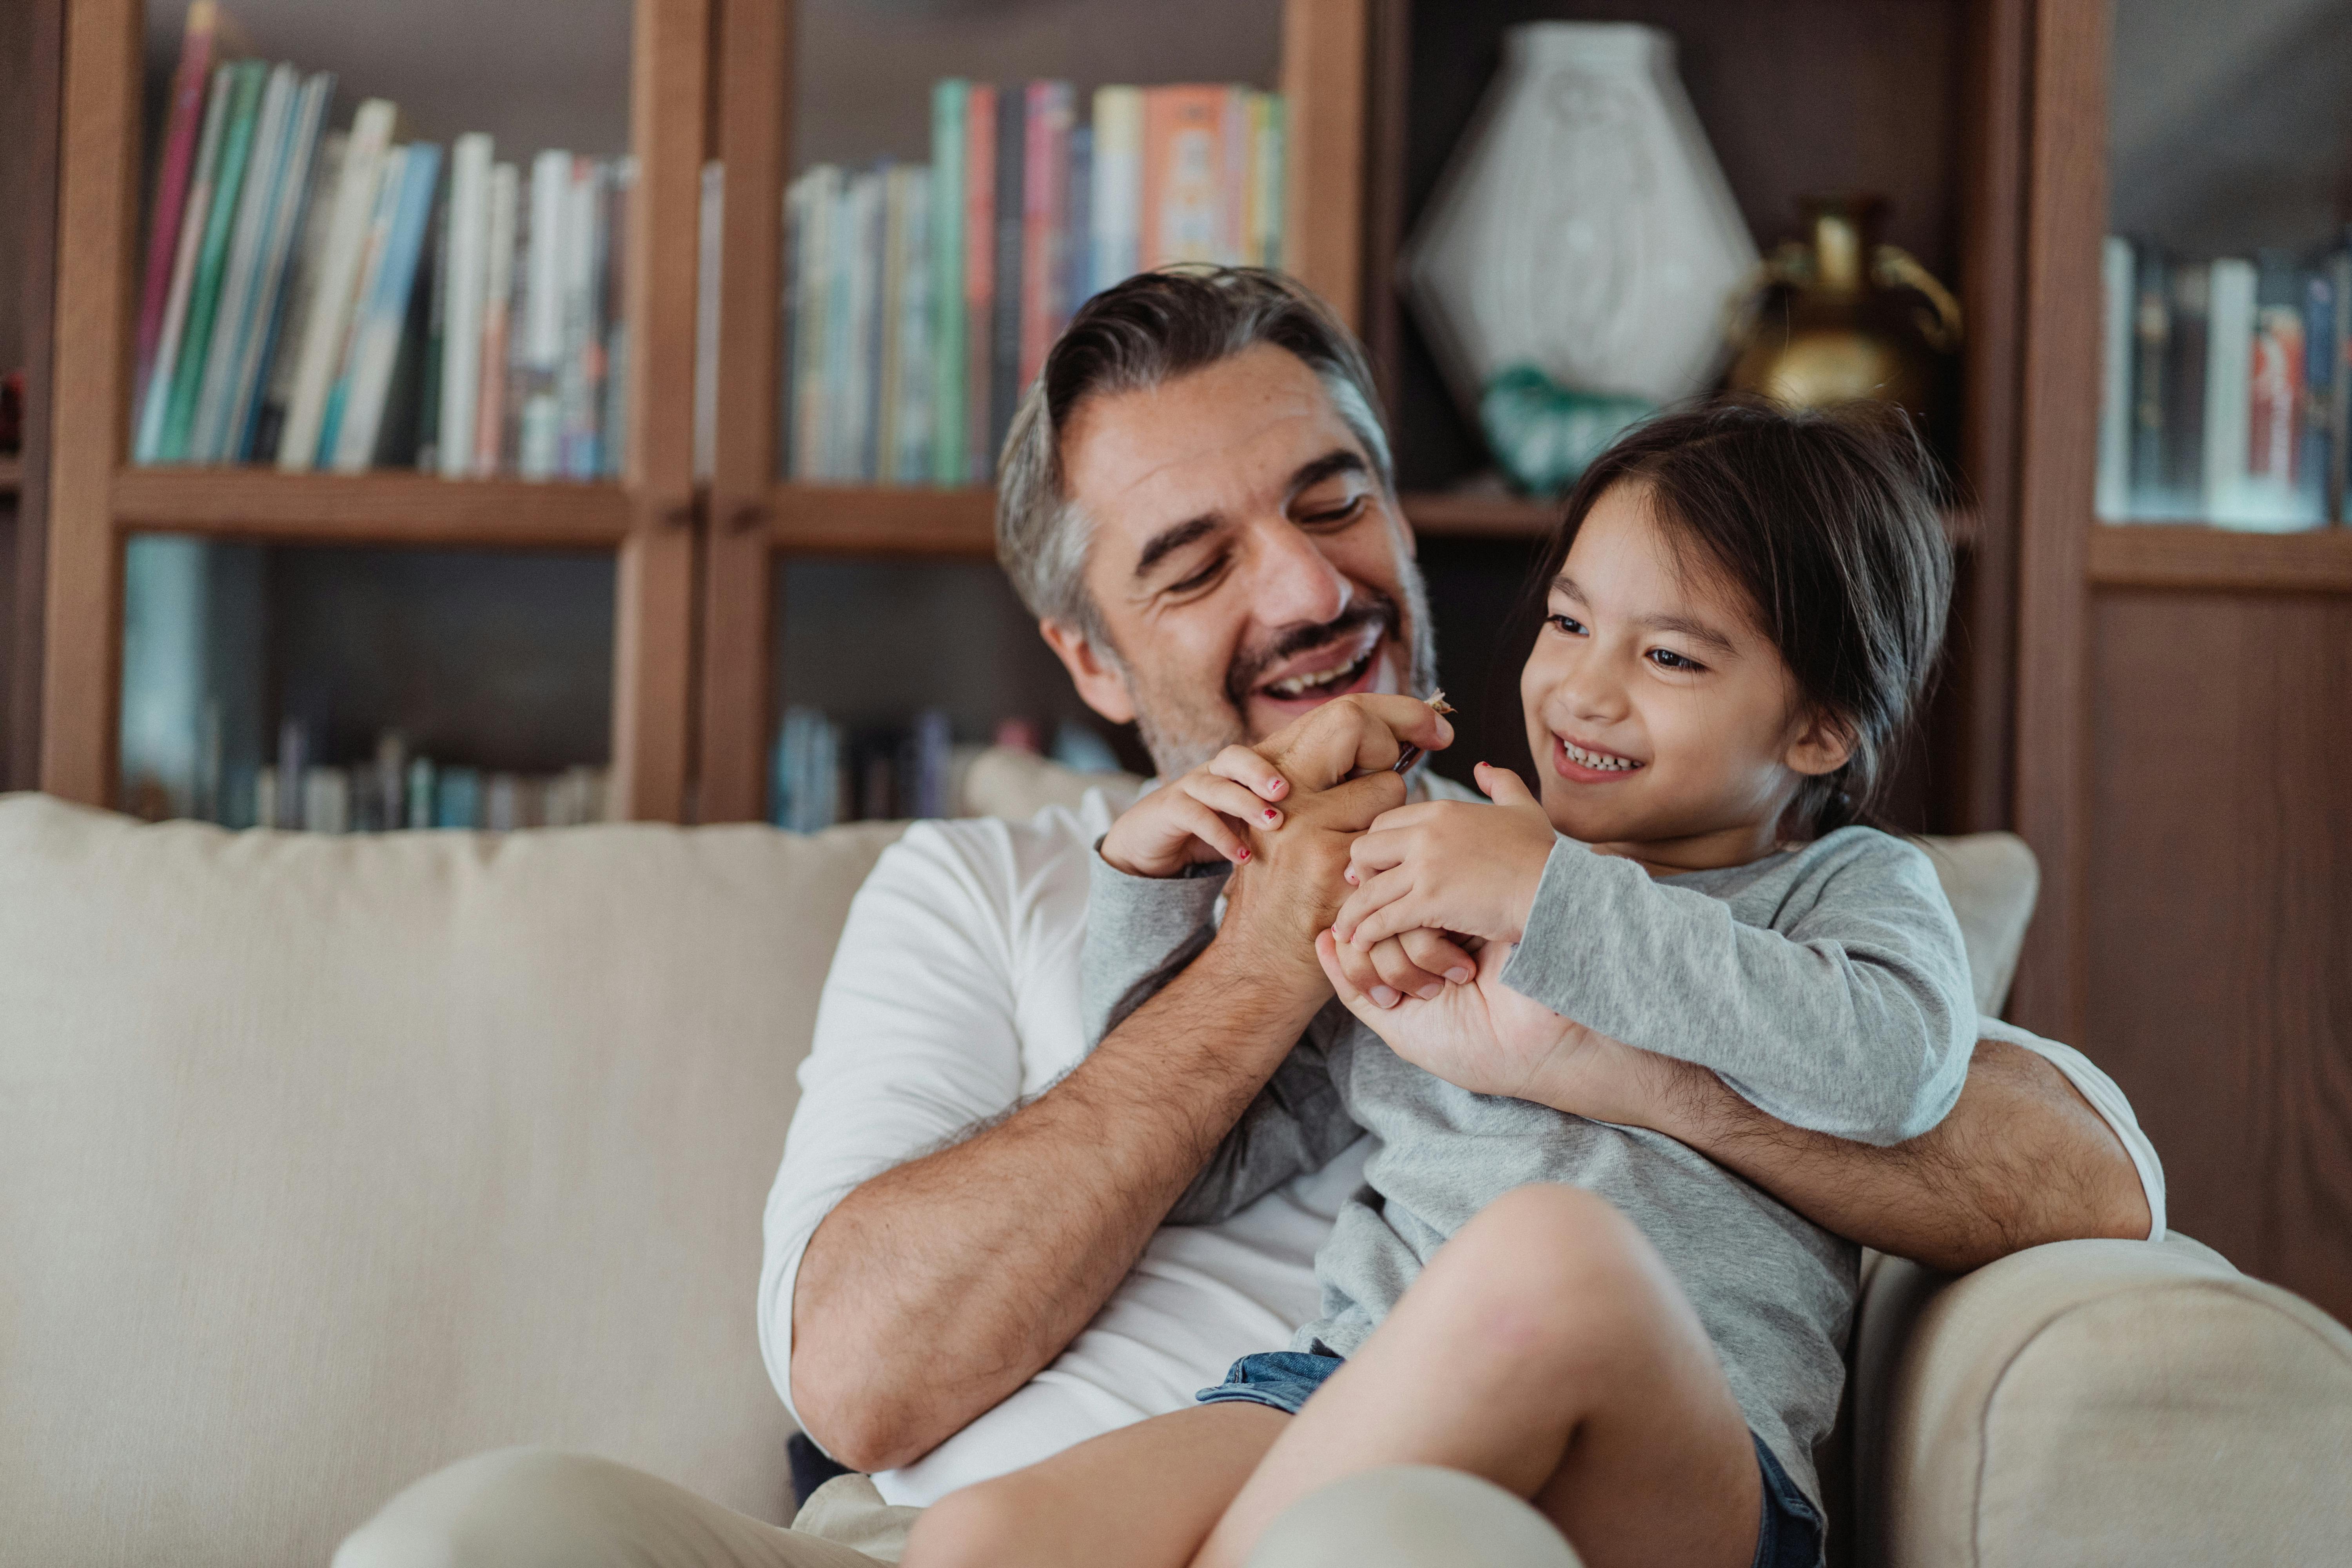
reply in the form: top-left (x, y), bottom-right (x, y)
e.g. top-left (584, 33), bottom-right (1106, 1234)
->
top-left (602, 160), bottom-right (634, 479)
top-left (329, 141), bottom-right (443, 471)
top-left (474, 161), bottom-right (519, 476)
top-left (227, 71), bottom-right (333, 462)
top-left (2203, 256), bottom-right (2256, 525)
top-left (892, 166), bottom-right (933, 484)
top-left (557, 157), bottom-right (609, 479)
top-left (316, 143), bottom-right (409, 464)
top-left (2096, 235), bottom-right (2133, 522)
top-left (134, 2), bottom-right (231, 423)
top-left (990, 85), bottom-right (1026, 467)
top-left (1065, 124), bottom-right (1094, 312)
top-left (2245, 252), bottom-right (2309, 528)
top-left (963, 85), bottom-right (996, 483)
top-left (437, 132), bottom-right (494, 478)
top-left (159, 58), bottom-right (271, 462)
top-left (2330, 244), bottom-right (2350, 523)
top-left (931, 79), bottom-right (968, 486)
top-left (2127, 245), bottom-right (2169, 514)
top-left (1141, 85), bottom-right (1230, 270)
top-left (1091, 86), bottom-right (1144, 291)
top-left (135, 63), bottom-right (237, 464)
top-left (278, 98), bottom-right (400, 472)
top-left (190, 62), bottom-right (296, 464)
top-left (693, 160), bottom-right (723, 484)
top-left (1019, 81), bottom-right (1073, 392)
top-left (2300, 269), bottom-right (2334, 526)
top-left (517, 149), bottom-right (570, 479)
top-left (1250, 91), bottom-right (1285, 269)
top-left (250, 127), bottom-right (345, 463)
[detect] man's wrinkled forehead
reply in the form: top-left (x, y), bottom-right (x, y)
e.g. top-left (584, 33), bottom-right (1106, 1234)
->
top-left (1060, 345), bottom-right (1374, 557)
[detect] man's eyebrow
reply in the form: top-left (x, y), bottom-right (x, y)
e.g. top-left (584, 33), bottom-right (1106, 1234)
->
top-left (1286, 448), bottom-right (1369, 498)
top-left (1134, 515), bottom-right (1221, 579)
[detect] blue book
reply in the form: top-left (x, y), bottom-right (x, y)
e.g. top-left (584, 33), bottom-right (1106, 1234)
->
top-left (328, 142), bottom-right (443, 471)
top-left (2302, 269), bottom-right (2334, 525)
top-left (989, 84), bottom-right (1025, 468)
top-left (1065, 124), bottom-right (1094, 312)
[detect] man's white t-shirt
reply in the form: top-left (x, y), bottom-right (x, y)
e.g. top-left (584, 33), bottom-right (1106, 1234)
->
top-left (758, 792), bottom-right (2167, 1507)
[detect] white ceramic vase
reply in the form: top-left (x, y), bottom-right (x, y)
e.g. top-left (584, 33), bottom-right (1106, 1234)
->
top-left (1401, 22), bottom-right (1758, 416)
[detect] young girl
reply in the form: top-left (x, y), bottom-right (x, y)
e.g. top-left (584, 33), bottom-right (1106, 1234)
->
top-left (902, 401), bottom-right (1971, 1568)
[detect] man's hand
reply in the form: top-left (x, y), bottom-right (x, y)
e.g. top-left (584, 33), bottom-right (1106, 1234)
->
top-left (1214, 695), bottom-right (1461, 984)
top-left (1316, 926), bottom-right (1662, 1121)
top-left (1332, 762), bottom-right (1556, 953)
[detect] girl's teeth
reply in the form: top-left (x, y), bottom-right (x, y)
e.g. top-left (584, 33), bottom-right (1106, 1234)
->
top-left (1566, 740), bottom-right (1637, 771)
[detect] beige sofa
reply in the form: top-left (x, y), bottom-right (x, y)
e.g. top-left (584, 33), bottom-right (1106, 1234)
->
top-left (4, 779), bottom-right (2349, 1567)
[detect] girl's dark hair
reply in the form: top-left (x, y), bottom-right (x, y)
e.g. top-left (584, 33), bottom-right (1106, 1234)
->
top-left (1528, 397), bottom-right (1953, 839)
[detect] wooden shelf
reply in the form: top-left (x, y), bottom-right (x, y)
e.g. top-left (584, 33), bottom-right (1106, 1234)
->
top-left (764, 483), bottom-right (997, 555)
top-left (1400, 490), bottom-right (1555, 538)
top-left (2087, 523), bottom-right (2352, 594)
top-left (110, 468), bottom-right (634, 548)
top-left (0, 454), bottom-right (21, 496)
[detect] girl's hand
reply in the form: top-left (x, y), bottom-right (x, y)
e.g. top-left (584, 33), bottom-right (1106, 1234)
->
top-left (1316, 929), bottom-right (1668, 1123)
top-left (1332, 762), bottom-right (1556, 951)
top-left (1324, 927), bottom-right (1479, 1008)
top-left (1100, 744), bottom-right (1293, 878)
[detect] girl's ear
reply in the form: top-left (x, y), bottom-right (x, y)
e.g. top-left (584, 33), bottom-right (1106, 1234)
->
top-left (1784, 707), bottom-right (1857, 779)
top-left (1038, 619), bottom-right (1138, 725)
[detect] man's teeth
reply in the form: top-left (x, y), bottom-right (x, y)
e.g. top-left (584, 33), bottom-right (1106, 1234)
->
top-left (1264, 659), bottom-right (1365, 699)
top-left (1563, 739), bottom-right (1640, 771)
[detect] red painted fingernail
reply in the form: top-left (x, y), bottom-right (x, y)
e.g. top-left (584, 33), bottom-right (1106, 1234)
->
top-left (1236, 847), bottom-right (1250, 861)
top-left (1263, 808), bottom-right (1279, 823)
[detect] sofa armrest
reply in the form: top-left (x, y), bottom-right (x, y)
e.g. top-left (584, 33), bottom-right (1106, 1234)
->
top-left (1846, 1235), bottom-right (2352, 1566)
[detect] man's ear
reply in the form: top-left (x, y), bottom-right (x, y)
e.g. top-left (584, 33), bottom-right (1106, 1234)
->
top-left (1038, 619), bottom-right (1137, 725)
top-left (1784, 707), bottom-right (1857, 779)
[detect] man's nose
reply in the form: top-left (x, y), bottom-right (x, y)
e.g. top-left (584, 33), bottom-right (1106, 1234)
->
top-left (1243, 517), bottom-right (1352, 629)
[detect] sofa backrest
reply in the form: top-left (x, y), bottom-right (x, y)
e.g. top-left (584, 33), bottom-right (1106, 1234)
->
top-left (0, 795), bottom-right (904, 1567)
top-left (0, 769), bottom-right (2040, 1567)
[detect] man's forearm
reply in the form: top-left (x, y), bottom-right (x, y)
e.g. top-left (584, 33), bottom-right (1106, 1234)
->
top-left (1646, 1039), bottom-right (2151, 1273)
top-left (787, 939), bottom-right (1322, 1473)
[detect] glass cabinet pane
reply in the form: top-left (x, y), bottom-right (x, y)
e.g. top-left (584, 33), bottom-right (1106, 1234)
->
top-left (2101, 0), bottom-right (2352, 527)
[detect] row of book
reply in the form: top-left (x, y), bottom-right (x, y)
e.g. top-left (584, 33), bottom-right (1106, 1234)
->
top-left (768, 709), bottom-right (1123, 832)
top-left (2098, 234), bottom-right (2351, 528)
top-left (779, 80), bottom-right (1286, 486)
top-left (132, 2), bottom-right (629, 479)
top-left (154, 724), bottom-right (610, 832)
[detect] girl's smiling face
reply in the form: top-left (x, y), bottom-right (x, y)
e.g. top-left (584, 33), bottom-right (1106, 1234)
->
top-left (1520, 480), bottom-right (1855, 873)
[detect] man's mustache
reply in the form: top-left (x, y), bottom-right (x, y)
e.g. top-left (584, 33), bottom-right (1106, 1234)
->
top-left (1223, 593), bottom-right (1403, 714)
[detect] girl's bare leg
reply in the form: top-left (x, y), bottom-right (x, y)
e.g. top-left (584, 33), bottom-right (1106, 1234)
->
top-left (1194, 1185), bottom-right (1764, 1568)
top-left (902, 1402), bottom-right (1287, 1568)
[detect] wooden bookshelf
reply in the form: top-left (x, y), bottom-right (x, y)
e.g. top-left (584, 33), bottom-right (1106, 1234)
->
top-left (110, 470), bottom-right (636, 547)
top-left (40, 0), bottom-right (704, 820)
top-left (2087, 523), bottom-right (2352, 595)
top-left (692, 0), bottom-right (1380, 823)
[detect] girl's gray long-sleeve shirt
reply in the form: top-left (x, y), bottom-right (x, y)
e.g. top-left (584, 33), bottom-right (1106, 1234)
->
top-left (1079, 824), bottom-right (1977, 1510)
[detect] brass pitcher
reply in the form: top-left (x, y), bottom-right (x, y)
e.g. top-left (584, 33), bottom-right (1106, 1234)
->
top-left (1725, 194), bottom-right (1961, 421)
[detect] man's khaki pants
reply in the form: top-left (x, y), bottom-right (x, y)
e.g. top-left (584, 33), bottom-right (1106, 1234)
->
top-left (333, 1447), bottom-right (1584, 1567)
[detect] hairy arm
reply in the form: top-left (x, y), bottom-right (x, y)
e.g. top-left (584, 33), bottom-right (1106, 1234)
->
top-left (789, 935), bottom-right (1323, 1472)
top-left (1635, 1037), bottom-right (2153, 1273)
top-left (786, 697), bottom-right (1438, 1471)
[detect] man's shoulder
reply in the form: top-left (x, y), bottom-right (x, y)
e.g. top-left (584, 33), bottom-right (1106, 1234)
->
top-left (858, 791), bottom-right (1120, 933)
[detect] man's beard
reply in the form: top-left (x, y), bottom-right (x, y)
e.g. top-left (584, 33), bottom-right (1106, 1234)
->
top-left (1122, 555), bottom-right (1441, 779)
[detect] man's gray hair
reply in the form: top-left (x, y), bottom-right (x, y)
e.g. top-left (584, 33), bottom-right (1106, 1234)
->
top-left (996, 267), bottom-right (1396, 646)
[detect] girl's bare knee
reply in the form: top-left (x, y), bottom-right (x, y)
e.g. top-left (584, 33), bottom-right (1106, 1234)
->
top-left (1422, 1185), bottom-right (1670, 1363)
top-left (902, 1473), bottom-right (1046, 1568)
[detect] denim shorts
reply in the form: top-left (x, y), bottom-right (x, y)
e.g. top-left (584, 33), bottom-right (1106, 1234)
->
top-left (1197, 1350), bottom-right (1825, 1568)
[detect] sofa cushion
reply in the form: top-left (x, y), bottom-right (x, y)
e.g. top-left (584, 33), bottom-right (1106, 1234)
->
top-left (1849, 1234), bottom-right (2352, 1564)
top-left (0, 795), bottom-right (904, 1568)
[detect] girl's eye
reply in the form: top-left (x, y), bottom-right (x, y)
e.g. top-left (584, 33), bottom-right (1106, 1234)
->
top-left (1546, 613), bottom-right (1587, 637)
top-left (1648, 647), bottom-right (1704, 672)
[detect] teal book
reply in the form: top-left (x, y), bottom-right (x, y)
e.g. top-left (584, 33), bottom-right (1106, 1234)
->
top-left (159, 59), bottom-right (269, 462)
top-left (930, 78), bottom-right (967, 486)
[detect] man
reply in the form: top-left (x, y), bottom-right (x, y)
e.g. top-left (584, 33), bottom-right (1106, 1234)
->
top-left (339, 270), bottom-right (2161, 1567)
